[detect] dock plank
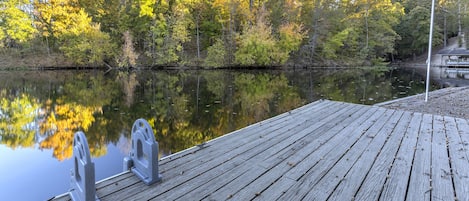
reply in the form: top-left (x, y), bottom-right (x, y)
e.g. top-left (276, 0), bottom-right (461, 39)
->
top-left (431, 115), bottom-right (455, 201)
top-left (379, 113), bottom-right (423, 201)
top-left (278, 108), bottom-right (394, 200)
top-left (283, 106), bottom-right (387, 182)
top-left (159, 100), bottom-right (332, 170)
top-left (251, 176), bottom-right (296, 201)
top-left (50, 100), bottom-right (469, 201)
top-left (226, 105), bottom-right (370, 200)
top-left (101, 102), bottom-right (337, 200)
top-left (353, 111), bottom-right (413, 201)
top-left (406, 114), bottom-right (433, 201)
top-left (259, 104), bottom-right (369, 168)
top-left (304, 110), bottom-right (404, 201)
top-left (447, 117), bottom-right (469, 200)
top-left (121, 102), bottom-right (351, 200)
top-left (160, 100), bottom-right (336, 175)
top-left (155, 102), bottom-right (363, 200)
top-left (455, 118), bottom-right (469, 165)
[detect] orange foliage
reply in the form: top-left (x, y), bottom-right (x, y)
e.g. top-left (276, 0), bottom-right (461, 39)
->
top-left (39, 100), bottom-right (103, 161)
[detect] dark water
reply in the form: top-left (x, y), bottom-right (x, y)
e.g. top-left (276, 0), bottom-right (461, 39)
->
top-left (0, 68), bottom-right (434, 200)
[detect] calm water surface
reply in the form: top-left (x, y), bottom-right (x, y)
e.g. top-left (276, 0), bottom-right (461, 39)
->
top-left (0, 68), bottom-right (433, 200)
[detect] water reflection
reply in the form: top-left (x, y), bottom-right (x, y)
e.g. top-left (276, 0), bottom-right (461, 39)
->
top-left (0, 68), bottom-right (431, 161)
top-left (0, 68), bottom-right (434, 200)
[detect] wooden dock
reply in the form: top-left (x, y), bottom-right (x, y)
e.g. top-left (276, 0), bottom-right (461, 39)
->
top-left (53, 100), bottom-right (469, 201)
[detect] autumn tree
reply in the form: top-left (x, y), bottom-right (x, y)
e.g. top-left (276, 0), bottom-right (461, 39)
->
top-left (0, 0), bottom-right (36, 48)
top-left (234, 6), bottom-right (304, 66)
top-left (235, 14), bottom-right (278, 66)
top-left (34, 0), bottom-right (115, 65)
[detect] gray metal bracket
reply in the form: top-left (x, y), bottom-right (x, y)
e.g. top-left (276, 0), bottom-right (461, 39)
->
top-left (70, 131), bottom-right (99, 201)
top-left (123, 119), bottom-right (162, 185)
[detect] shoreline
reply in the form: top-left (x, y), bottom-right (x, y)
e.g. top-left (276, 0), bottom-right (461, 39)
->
top-left (377, 86), bottom-right (469, 119)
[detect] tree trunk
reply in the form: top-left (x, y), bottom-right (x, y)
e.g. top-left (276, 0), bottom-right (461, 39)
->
top-left (196, 15), bottom-right (200, 59)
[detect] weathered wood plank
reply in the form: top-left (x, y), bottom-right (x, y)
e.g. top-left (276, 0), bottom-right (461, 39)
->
top-left (446, 117), bottom-right (469, 201)
top-left (96, 171), bottom-right (134, 189)
top-left (251, 176), bottom-right (296, 201)
top-left (431, 115), bottom-right (455, 201)
top-left (48, 194), bottom-right (71, 201)
top-left (159, 100), bottom-right (333, 168)
top-left (168, 158), bottom-right (253, 201)
top-left (455, 118), bottom-right (469, 166)
top-left (353, 111), bottom-right (413, 200)
top-left (278, 108), bottom-right (393, 200)
top-left (202, 165), bottom-right (268, 200)
top-left (225, 105), bottom-right (370, 200)
top-left (97, 172), bottom-right (141, 198)
top-left (237, 102), bottom-right (358, 162)
top-left (244, 103), bottom-right (364, 164)
top-left (112, 101), bottom-right (349, 200)
top-left (50, 100), bottom-right (469, 201)
top-left (155, 102), bottom-right (362, 200)
top-left (379, 112), bottom-right (423, 201)
top-left (283, 106), bottom-right (387, 182)
top-left (406, 113), bottom-right (433, 201)
top-left (258, 103), bottom-right (368, 168)
top-left (304, 110), bottom-right (404, 201)
top-left (159, 100), bottom-right (337, 176)
top-left (248, 106), bottom-right (382, 200)
top-left (205, 104), bottom-right (362, 201)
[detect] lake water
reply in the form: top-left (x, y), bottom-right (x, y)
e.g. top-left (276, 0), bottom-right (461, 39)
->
top-left (0, 68), bottom-right (435, 200)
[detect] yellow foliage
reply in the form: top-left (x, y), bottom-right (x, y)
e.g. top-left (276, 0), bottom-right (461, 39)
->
top-left (0, 94), bottom-right (40, 149)
top-left (0, 0), bottom-right (36, 43)
top-left (139, 0), bottom-right (157, 17)
top-left (39, 101), bottom-right (103, 161)
top-left (34, 0), bottom-right (96, 38)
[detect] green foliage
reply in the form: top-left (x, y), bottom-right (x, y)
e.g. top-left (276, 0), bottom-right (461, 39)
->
top-left (323, 28), bottom-right (352, 59)
top-left (235, 23), bottom-right (278, 66)
top-left (204, 39), bottom-right (226, 68)
top-left (344, 0), bottom-right (404, 61)
top-left (396, 6), bottom-right (443, 57)
top-left (139, 0), bottom-right (194, 66)
top-left (277, 23), bottom-right (305, 63)
top-left (60, 24), bottom-right (115, 66)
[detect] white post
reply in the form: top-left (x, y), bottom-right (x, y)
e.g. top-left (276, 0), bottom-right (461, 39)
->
top-left (426, 0), bottom-right (436, 102)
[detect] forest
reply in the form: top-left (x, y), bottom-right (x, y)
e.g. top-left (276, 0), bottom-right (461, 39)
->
top-left (0, 0), bottom-right (467, 68)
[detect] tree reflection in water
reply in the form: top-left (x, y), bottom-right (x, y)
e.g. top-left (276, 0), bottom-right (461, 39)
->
top-left (0, 68), bottom-right (429, 161)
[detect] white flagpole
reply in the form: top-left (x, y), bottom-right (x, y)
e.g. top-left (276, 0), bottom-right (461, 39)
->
top-left (425, 0), bottom-right (436, 102)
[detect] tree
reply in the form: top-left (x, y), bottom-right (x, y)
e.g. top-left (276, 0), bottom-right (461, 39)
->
top-left (235, 18), bottom-right (278, 66)
top-left (298, 0), bottom-right (344, 64)
top-left (60, 24), bottom-right (115, 66)
top-left (0, 0), bottom-right (36, 47)
top-left (117, 31), bottom-right (139, 68)
top-left (204, 38), bottom-right (226, 67)
top-left (235, 7), bottom-right (304, 66)
top-left (396, 6), bottom-right (443, 59)
top-left (34, 0), bottom-right (115, 65)
top-left (344, 0), bottom-right (404, 63)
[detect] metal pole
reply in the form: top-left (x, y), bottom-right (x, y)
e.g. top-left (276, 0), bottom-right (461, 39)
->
top-left (425, 0), bottom-right (436, 102)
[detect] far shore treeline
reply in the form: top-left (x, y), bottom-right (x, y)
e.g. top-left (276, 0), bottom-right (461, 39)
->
top-left (0, 0), bottom-right (467, 68)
